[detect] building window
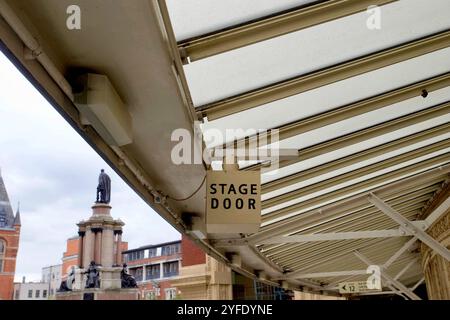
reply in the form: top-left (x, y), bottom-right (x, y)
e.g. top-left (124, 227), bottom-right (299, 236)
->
top-left (127, 250), bottom-right (144, 261)
top-left (161, 244), bottom-right (180, 256)
top-left (148, 248), bottom-right (157, 258)
top-left (28, 290), bottom-right (32, 298)
top-left (144, 290), bottom-right (156, 300)
top-left (145, 264), bottom-right (160, 280)
top-left (163, 261), bottom-right (179, 278)
top-left (130, 267), bottom-right (143, 282)
top-left (50, 289), bottom-right (54, 296)
top-left (0, 239), bottom-right (5, 273)
top-left (165, 288), bottom-right (177, 300)
top-left (43, 290), bottom-right (47, 298)
top-left (35, 290), bottom-right (40, 298)
top-left (0, 209), bottom-right (7, 228)
top-left (15, 290), bottom-right (19, 300)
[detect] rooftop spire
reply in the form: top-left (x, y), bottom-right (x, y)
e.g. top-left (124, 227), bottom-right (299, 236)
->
top-left (0, 170), bottom-right (16, 228)
top-left (14, 202), bottom-right (21, 226)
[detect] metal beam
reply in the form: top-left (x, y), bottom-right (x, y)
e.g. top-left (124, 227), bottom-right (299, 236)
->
top-left (323, 239), bottom-right (419, 289)
top-left (262, 138), bottom-right (450, 209)
top-left (260, 198), bottom-right (432, 261)
top-left (215, 220), bottom-right (422, 247)
top-left (383, 237), bottom-right (417, 268)
top-left (411, 277), bottom-right (425, 291)
top-left (250, 164), bottom-right (450, 243)
top-left (225, 73), bottom-right (450, 157)
top-left (281, 270), bottom-right (368, 280)
top-left (353, 250), bottom-right (421, 300)
top-left (251, 102), bottom-right (450, 174)
top-left (281, 237), bottom-right (396, 279)
top-left (425, 196), bottom-right (450, 227)
top-left (368, 193), bottom-right (450, 261)
top-left (261, 123), bottom-right (450, 192)
top-left (260, 200), bottom-right (429, 255)
top-left (267, 101), bottom-right (450, 173)
top-left (273, 226), bottom-right (417, 268)
top-left (393, 258), bottom-right (418, 281)
top-left (261, 228), bottom-right (411, 244)
top-left (263, 152), bottom-right (450, 224)
top-left (199, 30), bottom-right (450, 120)
top-left (179, 0), bottom-right (397, 63)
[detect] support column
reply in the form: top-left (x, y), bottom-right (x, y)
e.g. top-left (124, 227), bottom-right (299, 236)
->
top-left (101, 227), bottom-right (114, 267)
top-left (421, 209), bottom-right (450, 299)
top-left (207, 256), bottom-right (233, 300)
top-left (115, 231), bottom-right (123, 266)
top-left (83, 228), bottom-right (95, 269)
top-left (143, 265), bottom-right (147, 282)
top-left (92, 228), bottom-right (103, 265)
top-left (77, 231), bottom-right (85, 268)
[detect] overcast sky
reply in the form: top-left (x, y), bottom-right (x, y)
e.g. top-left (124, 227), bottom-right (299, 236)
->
top-left (0, 52), bottom-right (180, 282)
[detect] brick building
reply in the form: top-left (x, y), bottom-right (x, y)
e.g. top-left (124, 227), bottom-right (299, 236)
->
top-left (0, 171), bottom-right (21, 300)
top-left (123, 240), bottom-right (182, 300)
top-left (61, 236), bottom-right (80, 277)
top-left (124, 235), bottom-right (236, 300)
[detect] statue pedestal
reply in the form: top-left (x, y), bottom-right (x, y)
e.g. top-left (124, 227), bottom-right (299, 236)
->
top-left (56, 288), bottom-right (139, 300)
top-left (99, 267), bottom-right (122, 290)
top-left (71, 266), bottom-right (122, 290)
top-left (56, 266), bottom-right (137, 300)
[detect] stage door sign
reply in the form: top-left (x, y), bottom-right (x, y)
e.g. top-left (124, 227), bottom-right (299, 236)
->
top-left (206, 170), bottom-right (261, 234)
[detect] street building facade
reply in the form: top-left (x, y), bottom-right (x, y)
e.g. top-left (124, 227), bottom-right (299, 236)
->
top-left (0, 171), bottom-right (21, 300)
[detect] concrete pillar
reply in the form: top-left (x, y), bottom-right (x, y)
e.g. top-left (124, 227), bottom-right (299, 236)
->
top-left (93, 228), bottom-right (102, 265)
top-left (421, 209), bottom-right (450, 299)
top-left (143, 265), bottom-right (147, 282)
top-left (77, 231), bottom-right (85, 268)
top-left (101, 227), bottom-right (114, 267)
top-left (115, 232), bottom-right (122, 265)
top-left (83, 229), bottom-right (95, 268)
top-left (207, 256), bottom-right (233, 300)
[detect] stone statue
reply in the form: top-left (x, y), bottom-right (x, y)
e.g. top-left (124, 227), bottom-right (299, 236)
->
top-left (58, 267), bottom-right (75, 292)
top-left (58, 280), bottom-right (71, 292)
top-left (96, 169), bottom-right (111, 204)
top-left (66, 266), bottom-right (76, 290)
top-left (121, 263), bottom-right (138, 288)
top-left (84, 261), bottom-right (100, 288)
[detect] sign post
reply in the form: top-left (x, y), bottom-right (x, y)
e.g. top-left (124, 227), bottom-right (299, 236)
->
top-left (206, 168), bottom-right (261, 234)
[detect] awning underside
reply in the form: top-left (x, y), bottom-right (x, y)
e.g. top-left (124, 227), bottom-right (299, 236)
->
top-left (166, 0), bottom-right (450, 294)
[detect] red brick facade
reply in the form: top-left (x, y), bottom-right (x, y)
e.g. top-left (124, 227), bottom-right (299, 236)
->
top-left (0, 225), bottom-right (20, 300)
top-left (124, 241), bottom-right (183, 300)
top-left (0, 173), bottom-right (21, 300)
top-left (62, 237), bottom-right (79, 277)
top-left (181, 234), bottom-right (206, 266)
top-left (61, 236), bottom-right (128, 278)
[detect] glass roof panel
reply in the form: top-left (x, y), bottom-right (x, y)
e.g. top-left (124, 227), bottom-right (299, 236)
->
top-left (166, 0), bottom-right (317, 41)
top-left (263, 148), bottom-right (450, 214)
top-left (261, 151), bottom-right (450, 225)
top-left (185, 0), bottom-right (450, 106)
top-left (262, 132), bottom-right (450, 199)
top-left (262, 114), bottom-right (450, 182)
top-left (276, 86), bottom-right (450, 150)
top-left (202, 48), bottom-right (450, 148)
